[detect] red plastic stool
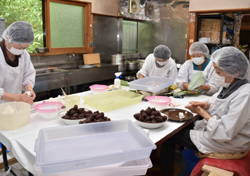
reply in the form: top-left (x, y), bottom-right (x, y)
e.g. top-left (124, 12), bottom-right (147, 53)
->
top-left (191, 151), bottom-right (250, 176)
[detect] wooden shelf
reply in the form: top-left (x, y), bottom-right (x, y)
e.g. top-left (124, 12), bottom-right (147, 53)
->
top-left (241, 25), bottom-right (250, 31)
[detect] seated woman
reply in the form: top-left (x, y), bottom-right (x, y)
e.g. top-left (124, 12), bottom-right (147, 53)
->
top-left (136, 45), bottom-right (177, 96)
top-left (161, 47), bottom-right (250, 176)
top-left (176, 42), bottom-right (219, 95)
top-left (136, 45), bottom-right (177, 79)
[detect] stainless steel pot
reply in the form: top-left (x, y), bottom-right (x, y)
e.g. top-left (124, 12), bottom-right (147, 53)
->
top-left (126, 62), bottom-right (138, 71)
top-left (111, 54), bottom-right (126, 72)
top-left (137, 60), bottom-right (145, 70)
top-left (36, 47), bottom-right (48, 53)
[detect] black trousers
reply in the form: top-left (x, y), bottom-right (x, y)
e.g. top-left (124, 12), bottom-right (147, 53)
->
top-left (160, 123), bottom-right (198, 176)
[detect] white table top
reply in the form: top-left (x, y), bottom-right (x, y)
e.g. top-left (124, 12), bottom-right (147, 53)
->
top-left (0, 88), bottom-right (210, 175)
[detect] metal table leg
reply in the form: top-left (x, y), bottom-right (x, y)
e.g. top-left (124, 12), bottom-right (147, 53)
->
top-left (2, 144), bottom-right (34, 176)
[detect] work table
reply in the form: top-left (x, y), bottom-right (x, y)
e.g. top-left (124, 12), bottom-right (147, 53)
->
top-left (0, 88), bottom-right (210, 175)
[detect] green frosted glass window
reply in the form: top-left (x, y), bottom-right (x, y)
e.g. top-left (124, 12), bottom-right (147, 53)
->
top-left (122, 20), bottom-right (138, 53)
top-left (50, 2), bottom-right (84, 48)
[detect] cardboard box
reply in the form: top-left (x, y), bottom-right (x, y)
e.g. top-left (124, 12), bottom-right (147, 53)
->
top-left (199, 30), bottom-right (226, 44)
top-left (201, 19), bottom-right (221, 31)
top-left (189, 0), bottom-right (250, 12)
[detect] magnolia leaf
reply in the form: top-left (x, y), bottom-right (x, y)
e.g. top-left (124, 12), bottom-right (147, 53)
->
top-left (188, 72), bottom-right (205, 90)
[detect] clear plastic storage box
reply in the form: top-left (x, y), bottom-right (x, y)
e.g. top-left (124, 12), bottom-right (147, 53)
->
top-left (128, 76), bottom-right (175, 93)
top-left (34, 158), bottom-right (152, 176)
top-left (83, 90), bottom-right (143, 112)
top-left (35, 120), bottom-right (156, 174)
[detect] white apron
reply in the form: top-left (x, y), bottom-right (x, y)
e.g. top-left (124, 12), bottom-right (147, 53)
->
top-left (0, 49), bottom-right (24, 104)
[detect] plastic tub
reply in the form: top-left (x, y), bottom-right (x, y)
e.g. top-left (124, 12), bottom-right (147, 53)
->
top-left (89, 84), bottom-right (109, 94)
top-left (35, 120), bottom-right (156, 174)
top-left (0, 102), bottom-right (31, 130)
top-left (34, 158), bottom-right (152, 176)
top-left (182, 148), bottom-right (200, 174)
top-left (146, 96), bottom-right (174, 107)
top-left (128, 76), bottom-right (174, 93)
top-left (33, 102), bottom-right (63, 119)
top-left (64, 95), bottom-right (81, 110)
top-left (83, 90), bottom-right (143, 112)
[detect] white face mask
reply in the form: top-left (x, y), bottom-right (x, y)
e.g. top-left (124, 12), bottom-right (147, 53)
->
top-left (7, 41), bottom-right (25, 55)
top-left (157, 60), bottom-right (167, 66)
top-left (191, 57), bottom-right (205, 65)
top-left (214, 73), bottom-right (233, 88)
top-left (7, 46), bottom-right (25, 55)
top-left (155, 59), bottom-right (168, 68)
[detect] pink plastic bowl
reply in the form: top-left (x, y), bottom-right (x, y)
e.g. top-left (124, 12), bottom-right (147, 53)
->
top-left (33, 102), bottom-right (63, 119)
top-left (146, 96), bottom-right (174, 107)
top-left (89, 84), bottom-right (109, 94)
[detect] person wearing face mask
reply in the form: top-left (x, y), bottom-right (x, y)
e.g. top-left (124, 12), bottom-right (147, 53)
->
top-left (160, 47), bottom-right (250, 176)
top-left (176, 42), bottom-right (219, 95)
top-left (136, 45), bottom-right (177, 79)
top-left (0, 21), bottom-right (36, 105)
top-left (136, 45), bottom-right (177, 96)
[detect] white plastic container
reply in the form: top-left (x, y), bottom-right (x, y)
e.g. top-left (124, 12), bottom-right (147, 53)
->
top-left (34, 158), bottom-right (152, 176)
top-left (33, 102), bottom-right (63, 119)
top-left (128, 76), bottom-right (174, 93)
top-left (35, 120), bottom-right (156, 174)
top-left (0, 102), bottom-right (31, 130)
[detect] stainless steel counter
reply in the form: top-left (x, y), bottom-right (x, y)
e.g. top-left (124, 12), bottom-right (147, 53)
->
top-left (34, 64), bottom-right (118, 94)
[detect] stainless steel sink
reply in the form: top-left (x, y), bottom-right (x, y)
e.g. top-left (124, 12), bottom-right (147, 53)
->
top-left (36, 68), bottom-right (66, 75)
top-left (34, 64), bottom-right (119, 94)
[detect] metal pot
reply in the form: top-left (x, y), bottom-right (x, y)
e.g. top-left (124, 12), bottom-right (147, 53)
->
top-left (111, 54), bottom-right (126, 72)
top-left (36, 47), bottom-right (48, 53)
top-left (126, 62), bottom-right (139, 71)
top-left (137, 60), bottom-right (145, 70)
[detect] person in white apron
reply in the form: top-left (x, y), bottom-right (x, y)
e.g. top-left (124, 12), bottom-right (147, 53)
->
top-left (161, 47), bottom-right (250, 176)
top-left (0, 21), bottom-right (36, 105)
top-left (136, 45), bottom-right (177, 79)
top-left (176, 42), bottom-right (219, 95)
top-left (136, 45), bottom-right (177, 96)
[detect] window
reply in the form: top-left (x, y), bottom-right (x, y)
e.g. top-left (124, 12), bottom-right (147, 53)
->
top-left (46, 0), bottom-right (92, 54)
top-left (0, 0), bottom-right (93, 54)
top-left (50, 2), bottom-right (85, 48)
top-left (0, 0), bottom-right (43, 53)
top-left (122, 20), bottom-right (138, 54)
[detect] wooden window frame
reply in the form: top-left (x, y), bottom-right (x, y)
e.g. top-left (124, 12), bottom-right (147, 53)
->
top-left (43, 0), bottom-right (93, 55)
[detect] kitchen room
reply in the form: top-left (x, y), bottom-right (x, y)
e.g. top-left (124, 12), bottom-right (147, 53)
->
top-left (0, 0), bottom-right (250, 176)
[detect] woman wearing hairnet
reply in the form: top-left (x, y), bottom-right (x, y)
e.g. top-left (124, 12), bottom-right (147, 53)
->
top-left (176, 42), bottom-right (219, 95)
top-left (160, 47), bottom-right (250, 176)
top-left (0, 21), bottom-right (36, 105)
top-left (137, 45), bottom-right (177, 79)
top-left (136, 45), bottom-right (177, 96)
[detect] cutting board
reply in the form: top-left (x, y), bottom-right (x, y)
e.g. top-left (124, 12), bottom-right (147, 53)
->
top-left (83, 53), bottom-right (101, 65)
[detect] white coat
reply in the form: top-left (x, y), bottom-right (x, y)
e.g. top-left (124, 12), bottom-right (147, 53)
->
top-left (136, 54), bottom-right (178, 79)
top-left (190, 83), bottom-right (250, 153)
top-left (0, 48), bottom-right (36, 104)
top-left (176, 60), bottom-right (219, 96)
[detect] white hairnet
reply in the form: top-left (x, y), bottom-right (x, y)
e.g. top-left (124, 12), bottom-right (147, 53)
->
top-left (189, 42), bottom-right (209, 56)
top-left (153, 45), bottom-right (171, 60)
top-left (211, 46), bottom-right (250, 79)
top-left (2, 21), bottom-right (34, 44)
